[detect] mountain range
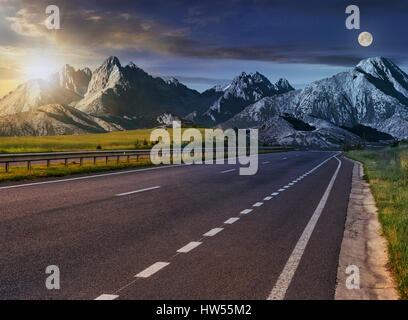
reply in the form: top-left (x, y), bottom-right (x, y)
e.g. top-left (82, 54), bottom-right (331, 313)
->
top-left (0, 56), bottom-right (407, 149)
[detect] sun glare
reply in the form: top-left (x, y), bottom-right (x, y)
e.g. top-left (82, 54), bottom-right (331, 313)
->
top-left (23, 55), bottom-right (62, 81)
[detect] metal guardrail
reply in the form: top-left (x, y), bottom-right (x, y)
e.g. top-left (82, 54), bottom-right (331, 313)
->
top-left (0, 146), bottom-right (290, 173)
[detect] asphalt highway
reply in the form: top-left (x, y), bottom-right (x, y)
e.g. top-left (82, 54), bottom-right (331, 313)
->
top-left (0, 151), bottom-right (353, 300)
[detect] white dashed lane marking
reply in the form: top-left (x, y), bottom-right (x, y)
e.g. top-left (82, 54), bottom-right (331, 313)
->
top-left (177, 241), bottom-right (202, 253)
top-left (271, 192), bottom-right (279, 196)
top-left (278, 189), bottom-right (285, 192)
top-left (224, 217), bottom-right (240, 224)
top-left (253, 202), bottom-right (263, 207)
top-left (116, 186), bottom-right (161, 197)
top-left (94, 294), bottom-right (119, 300)
top-left (240, 209), bottom-right (253, 215)
top-left (221, 169), bottom-right (236, 174)
top-left (203, 228), bottom-right (224, 237)
top-left (264, 196), bottom-right (272, 201)
top-left (135, 262), bottom-right (170, 278)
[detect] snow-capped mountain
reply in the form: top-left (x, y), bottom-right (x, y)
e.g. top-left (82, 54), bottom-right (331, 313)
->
top-left (1, 55), bottom-right (408, 149)
top-left (0, 79), bottom-right (81, 116)
top-left (291, 57), bottom-right (408, 138)
top-left (222, 57), bottom-right (408, 147)
top-left (0, 56), bottom-right (295, 134)
top-left (199, 72), bottom-right (294, 124)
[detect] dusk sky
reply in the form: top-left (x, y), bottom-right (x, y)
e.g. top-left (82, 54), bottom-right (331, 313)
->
top-left (0, 0), bottom-right (407, 97)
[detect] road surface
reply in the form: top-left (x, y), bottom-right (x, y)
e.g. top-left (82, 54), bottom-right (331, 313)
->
top-left (0, 151), bottom-right (353, 300)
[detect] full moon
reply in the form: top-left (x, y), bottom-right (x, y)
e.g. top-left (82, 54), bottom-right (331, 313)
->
top-left (358, 31), bottom-right (373, 47)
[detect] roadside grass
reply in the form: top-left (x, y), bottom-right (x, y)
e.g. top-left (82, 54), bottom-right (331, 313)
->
top-left (348, 145), bottom-right (408, 299)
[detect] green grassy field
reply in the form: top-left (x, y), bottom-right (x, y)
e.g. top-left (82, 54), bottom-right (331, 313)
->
top-left (0, 129), bottom-right (160, 153)
top-left (348, 145), bottom-right (408, 299)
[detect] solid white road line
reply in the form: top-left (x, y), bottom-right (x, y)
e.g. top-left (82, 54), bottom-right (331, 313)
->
top-left (94, 294), bottom-right (119, 300)
top-left (203, 228), bottom-right (224, 237)
top-left (224, 217), bottom-right (239, 224)
top-left (221, 169), bottom-right (236, 174)
top-left (267, 156), bottom-right (342, 300)
top-left (264, 196), bottom-right (272, 201)
top-left (135, 262), bottom-right (170, 278)
top-left (240, 209), bottom-right (253, 215)
top-left (0, 164), bottom-right (186, 190)
top-left (177, 241), bottom-right (202, 253)
top-left (253, 202), bottom-right (263, 207)
top-left (116, 186), bottom-right (161, 196)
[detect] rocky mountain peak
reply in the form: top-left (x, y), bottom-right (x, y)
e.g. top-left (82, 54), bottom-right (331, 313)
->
top-left (81, 67), bottom-right (92, 77)
top-left (166, 77), bottom-right (180, 85)
top-left (355, 57), bottom-right (407, 81)
top-left (57, 64), bottom-right (92, 96)
top-left (356, 57), bottom-right (394, 73)
top-left (126, 61), bottom-right (140, 70)
top-left (275, 78), bottom-right (294, 91)
top-left (355, 56), bottom-right (408, 98)
top-left (233, 71), bottom-right (270, 86)
top-left (84, 56), bottom-right (124, 98)
top-left (103, 56), bottom-right (122, 68)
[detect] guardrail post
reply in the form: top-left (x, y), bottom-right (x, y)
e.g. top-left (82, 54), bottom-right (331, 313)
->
top-left (64, 159), bottom-right (68, 167)
top-left (27, 161), bottom-right (31, 170)
top-left (94, 157), bottom-right (97, 166)
top-left (106, 156), bottom-right (108, 165)
top-left (116, 156), bottom-right (120, 164)
top-left (80, 158), bottom-right (83, 166)
top-left (47, 160), bottom-right (51, 168)
top-left (5, 162), bottom-right (9, 173)
top-left (127, 155), bottom-right (130, 163)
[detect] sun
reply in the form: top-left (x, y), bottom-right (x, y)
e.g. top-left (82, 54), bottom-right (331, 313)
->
top-left (23, 54), bottom-right (63, 81)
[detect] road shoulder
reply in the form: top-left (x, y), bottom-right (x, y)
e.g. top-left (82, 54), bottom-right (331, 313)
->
top-left (335, 159), bottom-right (399, 300)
